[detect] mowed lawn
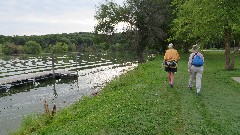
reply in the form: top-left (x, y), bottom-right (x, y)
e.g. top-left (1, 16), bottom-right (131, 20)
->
top-left (12, 52), bottom-right (240, 135)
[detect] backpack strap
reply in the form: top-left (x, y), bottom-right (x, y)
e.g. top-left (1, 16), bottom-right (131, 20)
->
top-left (191, 52), bottom-right (198, 65)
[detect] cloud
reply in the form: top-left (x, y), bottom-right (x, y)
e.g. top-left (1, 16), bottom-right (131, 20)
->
top-left (0, 0), bottom-right (125, 36)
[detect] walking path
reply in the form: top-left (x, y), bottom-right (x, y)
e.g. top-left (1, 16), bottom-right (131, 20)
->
top-left (232, 77), bottom-right (240, 83)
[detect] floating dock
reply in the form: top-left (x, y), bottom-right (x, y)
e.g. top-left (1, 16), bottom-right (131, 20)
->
top-left (0, 71), bottom-right (78, 90)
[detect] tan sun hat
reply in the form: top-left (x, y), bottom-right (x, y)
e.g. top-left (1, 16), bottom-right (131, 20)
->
top-left (190, 44), bottom-right (200, 53)
top-left (168, 43), bottom-right (173, 48)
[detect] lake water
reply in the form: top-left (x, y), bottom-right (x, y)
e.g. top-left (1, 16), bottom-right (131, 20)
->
top-left (0, 52), bottom-right (138, 135)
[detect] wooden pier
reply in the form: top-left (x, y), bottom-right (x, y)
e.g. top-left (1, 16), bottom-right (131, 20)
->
top-left (0, 71), bottom-right (78, 90)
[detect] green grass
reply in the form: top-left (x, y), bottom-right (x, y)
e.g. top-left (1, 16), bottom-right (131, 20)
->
top-left (11, 52), bottom-right (240, 135)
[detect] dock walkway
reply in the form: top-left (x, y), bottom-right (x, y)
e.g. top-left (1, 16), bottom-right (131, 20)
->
top-left (0, 70), bottom-right (78, 89)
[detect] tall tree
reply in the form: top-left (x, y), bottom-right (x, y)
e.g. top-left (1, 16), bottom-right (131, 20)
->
top-left (24, 41), bottom-right (42, 54)
top-left (171, 0), bottom-right (240, 70)
top-left (52, 42), bottom-right (68, 53)
top-left (95, 0), bottom-right (174, 63)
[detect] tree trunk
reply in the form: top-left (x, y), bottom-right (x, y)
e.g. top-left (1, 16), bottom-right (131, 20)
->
top-left (137, 43), bottom-right (145, 63)
top-left (183, 43), bottom-right (190, 53)
top-left (224, 28), bottom-right (232, 70)
top-left (137, 33), bottom-right (147, 63)
top-left (230, 40), bottom-right (240, 69)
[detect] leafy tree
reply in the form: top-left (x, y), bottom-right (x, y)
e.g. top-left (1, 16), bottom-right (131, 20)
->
top-left (109, 43), bottom-right (124, 52)
top-left (99, 42), bottom-right (110, 51)
top-left (0, 32), bottom-right (107, 54)
top-left (59, 37), bottom-right (72, 45)
top-left (68, 43), bottom-right (77, 52)
top-left (84, 46), bottom-right (94, 52)
top-left (2, 42), bottom-right (12, 55)
top-left (95, 0), bottom-right (174, 63)
top-left (23, 41), bottom-right (42, 54)
top-left (0, 44), bottom-right (3, 54)
top-left (2, 42), bottom-right (23, 55)
top-left (171, 0), bottom-right (240, 70)
top-left (93, 33), bottom-right (129, 52)
top-left (16, 45), bottom-right (24, 54)
top-left (52, 42), bottom-right (68, 53)
top-left (44, 44), bottom-right (53, 53)
top-left (0, 35), bottom-right (7, 44)
top-left (11, 35), bottom-right (27, 45)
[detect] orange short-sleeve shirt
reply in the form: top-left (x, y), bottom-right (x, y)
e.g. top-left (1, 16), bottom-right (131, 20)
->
top-left (164, 48), bottom-right (180, 61)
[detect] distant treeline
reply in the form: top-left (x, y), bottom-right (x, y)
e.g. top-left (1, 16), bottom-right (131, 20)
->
top-left (0, 32), bottom-right (139, 55)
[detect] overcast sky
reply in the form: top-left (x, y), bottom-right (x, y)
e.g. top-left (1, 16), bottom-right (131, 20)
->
top-left (0, 0), bottom-right (124, 36)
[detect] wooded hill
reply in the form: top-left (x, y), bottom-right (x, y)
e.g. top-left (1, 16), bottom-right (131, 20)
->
top-left (0, 32), bottom-right (134, 55)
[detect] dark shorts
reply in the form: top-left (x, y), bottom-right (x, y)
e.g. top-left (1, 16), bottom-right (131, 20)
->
top-left (165, 66), bottom-right (177, 73)
top-left (164, 61), bottom-right (177, 73)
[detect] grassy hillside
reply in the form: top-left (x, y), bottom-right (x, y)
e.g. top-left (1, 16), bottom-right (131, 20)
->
top-left (12, 52), bottom-right (240, 135)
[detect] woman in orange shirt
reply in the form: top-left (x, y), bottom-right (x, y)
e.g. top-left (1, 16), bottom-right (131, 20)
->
top-left (162, 43), bottom-right (180, 88)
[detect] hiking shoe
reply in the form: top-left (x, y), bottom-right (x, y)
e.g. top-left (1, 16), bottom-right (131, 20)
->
top-left (170, 84), bottom-right (173, 88)
top-left (197, 92), bottom-right (200, 96)
top-left (188, 85), bottom-right (192, 90)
